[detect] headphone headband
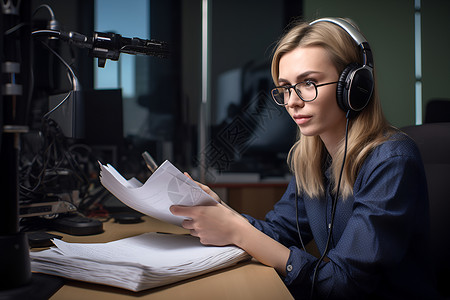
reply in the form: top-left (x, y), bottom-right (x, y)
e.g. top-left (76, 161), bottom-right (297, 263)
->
top-left (310, 17), bottom-right (366, 45)
top-left (309, 17), bottom-right (374, 113)
top-left (309, 17), bottom-right (373, 68)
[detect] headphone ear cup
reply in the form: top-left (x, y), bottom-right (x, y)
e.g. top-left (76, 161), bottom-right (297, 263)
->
top-left (336, 63), bottom-right (357, 112)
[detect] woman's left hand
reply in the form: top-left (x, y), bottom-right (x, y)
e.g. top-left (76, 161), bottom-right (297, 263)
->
top-left (170, 202), bottom-right (246, 246)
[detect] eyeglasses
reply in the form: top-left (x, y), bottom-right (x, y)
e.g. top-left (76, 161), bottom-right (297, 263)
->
top-left (271, 81), bottom-right (339, 106)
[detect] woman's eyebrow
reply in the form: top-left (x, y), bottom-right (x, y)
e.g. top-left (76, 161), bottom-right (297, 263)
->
top-left (297, 70), bottom-right (323, 79)
top-left (278, 70), bottom-right (323, 84)
top-left (277, 78), bottom-right (290, 85)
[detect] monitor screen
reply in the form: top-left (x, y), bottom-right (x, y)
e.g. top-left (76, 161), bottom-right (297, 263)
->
top-left (212, 62), bottom-right (297, 178)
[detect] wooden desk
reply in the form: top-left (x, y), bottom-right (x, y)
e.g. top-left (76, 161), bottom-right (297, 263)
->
top-left (48, 216), bottom-right (293, 300)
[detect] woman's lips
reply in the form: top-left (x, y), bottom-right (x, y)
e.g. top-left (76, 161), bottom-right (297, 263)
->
top-left (293, 115), bottom-right (312, 125)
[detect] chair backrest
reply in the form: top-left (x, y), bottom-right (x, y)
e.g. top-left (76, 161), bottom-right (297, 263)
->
top-left (401, 122), bottom-right (450, 295)
top-left (425, 99), bottom-right (450, 123)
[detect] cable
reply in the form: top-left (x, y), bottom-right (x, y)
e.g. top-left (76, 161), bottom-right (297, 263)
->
top-left (37, 39), bottom-right (80, 92)
top-left (295, 189), bottom-right (307, 252)
top-left (309, 110), bottom-right (351, 300)
top-left (42, 91), bottom-right (72, 120)
top-left (32, 4), bottom-right (60, 32)
top-left (32, 4), bottom-right (56, 20)
top-left (19, 119), bottom-right (90, 205)
top-left (37, 39), bottom-right (80, 120)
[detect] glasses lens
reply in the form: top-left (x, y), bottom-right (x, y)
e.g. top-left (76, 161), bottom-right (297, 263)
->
top-left (271, 88), bottom-right (288, 105)
top-left (295, 82), bottom-right (317, 101)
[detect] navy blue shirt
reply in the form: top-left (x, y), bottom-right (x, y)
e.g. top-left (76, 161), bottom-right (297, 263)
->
top-left (245, 134), bottom-right (439, 299)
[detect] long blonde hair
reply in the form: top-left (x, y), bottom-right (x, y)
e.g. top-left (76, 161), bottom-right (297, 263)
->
top-left (272, 19), bottom-right (394, 198)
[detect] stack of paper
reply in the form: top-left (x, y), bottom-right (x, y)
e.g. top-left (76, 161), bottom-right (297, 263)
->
top-left (31, 232), bottom-right (250, 291)
top-left (99, 160), bottom-right (217, 226)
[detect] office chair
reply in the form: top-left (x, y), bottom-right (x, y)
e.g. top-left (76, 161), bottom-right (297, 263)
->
top-left (401, 122), bottom-right (450, 297)
top-left (424, 99), bottom-right (450, 123)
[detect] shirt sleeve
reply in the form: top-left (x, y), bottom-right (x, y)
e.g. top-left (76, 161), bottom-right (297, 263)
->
top-left (243, 177), bottom-right (318, 299)
top-left (243, 177), bottom-right (314, 249)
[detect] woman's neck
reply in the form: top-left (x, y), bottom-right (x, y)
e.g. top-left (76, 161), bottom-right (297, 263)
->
top-left (320, 120), bottom-right (347, 159)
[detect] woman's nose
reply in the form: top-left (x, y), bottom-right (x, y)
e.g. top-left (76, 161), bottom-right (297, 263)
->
top-left (286, 90), bottom-right (305, 108)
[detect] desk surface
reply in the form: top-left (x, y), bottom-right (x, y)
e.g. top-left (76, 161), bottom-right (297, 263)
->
top-left (48, 216), bottom-right (293, 300)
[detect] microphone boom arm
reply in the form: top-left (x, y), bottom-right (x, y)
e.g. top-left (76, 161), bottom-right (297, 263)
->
top-left (32, 29), bottom-right (170, 67)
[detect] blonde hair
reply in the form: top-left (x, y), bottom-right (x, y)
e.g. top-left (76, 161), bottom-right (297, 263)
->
top-left (272, 19), bottom-right (394, 198)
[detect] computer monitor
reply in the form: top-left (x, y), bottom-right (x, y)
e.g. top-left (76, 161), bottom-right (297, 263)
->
top-left (212, 61), bottom-right (297, 178)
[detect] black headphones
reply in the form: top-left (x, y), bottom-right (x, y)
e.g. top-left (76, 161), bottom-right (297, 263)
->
top-left (309, 17), bottom-right (374, 114)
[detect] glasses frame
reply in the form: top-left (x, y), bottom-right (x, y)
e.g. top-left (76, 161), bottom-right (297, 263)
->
top-left (271, 81), bottom-right (339, 106)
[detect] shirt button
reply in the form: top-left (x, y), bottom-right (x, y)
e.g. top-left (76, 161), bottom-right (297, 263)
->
top-left (287, 264), bottom-right (293, 272)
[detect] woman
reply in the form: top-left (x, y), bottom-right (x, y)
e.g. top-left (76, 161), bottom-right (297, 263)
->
top-left (171, 18), bottom-right (438, 299)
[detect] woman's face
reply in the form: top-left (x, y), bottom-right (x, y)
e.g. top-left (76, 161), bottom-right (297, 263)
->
top-left (278, 46), bottom-right (347, 146)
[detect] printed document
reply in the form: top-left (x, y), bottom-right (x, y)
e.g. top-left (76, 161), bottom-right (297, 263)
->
top-left (99, 160), bottom-right (217, 226)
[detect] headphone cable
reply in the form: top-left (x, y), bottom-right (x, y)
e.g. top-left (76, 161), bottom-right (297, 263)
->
top-left (309, 110), bottom-right (351, 300)
top-left (295, 188), bottom-right (307, 252)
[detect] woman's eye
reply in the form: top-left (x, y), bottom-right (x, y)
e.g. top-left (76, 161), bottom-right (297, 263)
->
top-left (304, 80), bottom-right (316, 86)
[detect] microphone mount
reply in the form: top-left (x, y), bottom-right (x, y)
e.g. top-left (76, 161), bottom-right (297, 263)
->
top-left (32, 29), bottom-right (170, 67)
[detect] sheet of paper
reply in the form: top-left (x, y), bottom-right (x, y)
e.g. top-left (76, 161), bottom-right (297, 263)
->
top-left (51, 233), bottom-right (243, 267)
top-left (99, 160), bottom-right (217, 226)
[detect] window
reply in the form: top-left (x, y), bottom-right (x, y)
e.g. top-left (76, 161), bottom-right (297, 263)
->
top-left (94, 0), bottom-right (150, 137)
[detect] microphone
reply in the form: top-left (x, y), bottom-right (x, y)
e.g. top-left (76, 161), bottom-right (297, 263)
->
top-left (87, 31), bottom-right (170, 67)
top-left (33, 29), bottom-right (170, 67)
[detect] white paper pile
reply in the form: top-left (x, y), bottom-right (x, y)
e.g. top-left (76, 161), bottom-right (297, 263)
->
top-left (30, 232), bottom-right (250, 291)
top-left (99, 160), bottom-right (217, 226)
